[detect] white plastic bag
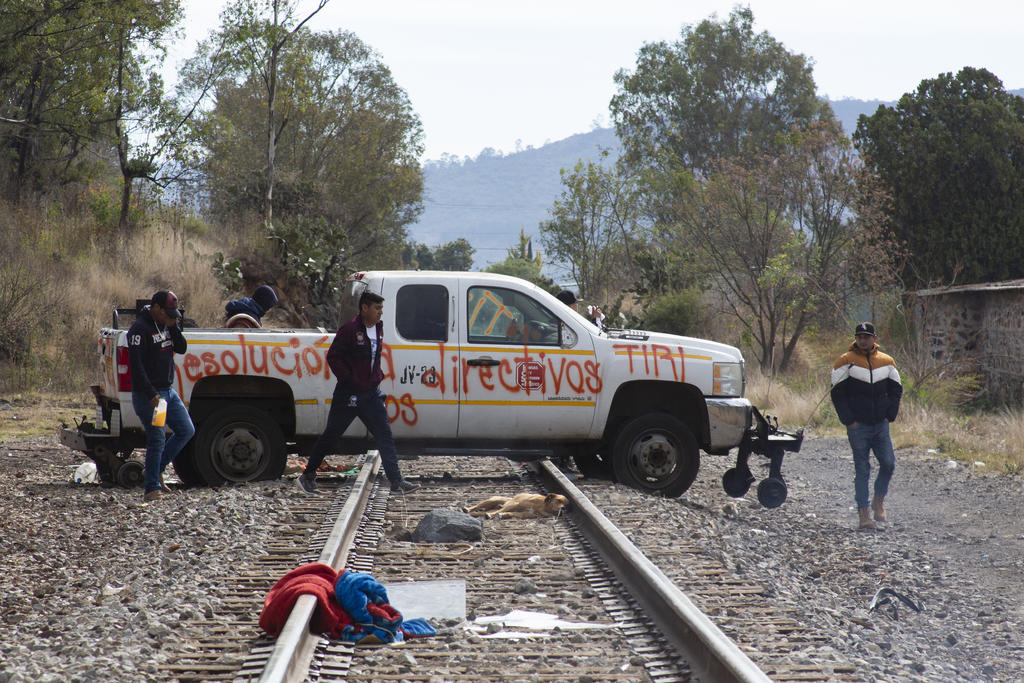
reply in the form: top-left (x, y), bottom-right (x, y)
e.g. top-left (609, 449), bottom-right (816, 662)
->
top-left (73, 461), bottom-right (98, 484)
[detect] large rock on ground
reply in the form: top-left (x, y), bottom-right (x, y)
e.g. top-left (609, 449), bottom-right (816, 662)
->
top-left (412, 509), bottom-right (482, 543)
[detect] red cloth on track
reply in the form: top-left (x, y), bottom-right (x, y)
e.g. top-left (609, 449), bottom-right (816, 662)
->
top-left (258, 562), bottom-right (352, 638)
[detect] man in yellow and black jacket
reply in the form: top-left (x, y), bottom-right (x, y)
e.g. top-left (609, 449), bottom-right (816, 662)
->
top-left (830, 322), bottom-right (903, 530)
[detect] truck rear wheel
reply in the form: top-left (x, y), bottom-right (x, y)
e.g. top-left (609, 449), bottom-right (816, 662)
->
top-left (611, 414), bottom-right (699, 497)
top-left (171, 442), bottom-right (203, 487)
top-left (192, 406), bottom-right (286, 485)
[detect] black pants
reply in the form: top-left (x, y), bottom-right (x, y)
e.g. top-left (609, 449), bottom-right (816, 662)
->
top-left (305, 387), bottom-right (402, 482)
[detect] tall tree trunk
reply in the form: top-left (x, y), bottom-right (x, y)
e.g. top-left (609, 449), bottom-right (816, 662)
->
top-left (263, 0), bottom-right (280, 231)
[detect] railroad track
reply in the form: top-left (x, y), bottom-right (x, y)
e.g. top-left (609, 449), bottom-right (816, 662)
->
top-left (161, 455), bottom-right (858, 682)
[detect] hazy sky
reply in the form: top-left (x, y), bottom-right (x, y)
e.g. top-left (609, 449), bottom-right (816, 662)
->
top-left (170, 0), bottom-right (1024, 161)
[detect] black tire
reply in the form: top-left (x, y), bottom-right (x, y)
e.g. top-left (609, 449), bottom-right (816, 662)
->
top-left (611, 414), bottom-right (700, 497)
top-left (171, 441), bottom-right (204, 487)
top-left (115, 460), bottom-right (145, 488)
top-left (192, 406), bottom-right (286, 485)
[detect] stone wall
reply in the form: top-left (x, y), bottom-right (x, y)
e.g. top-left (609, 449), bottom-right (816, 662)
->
top-left (917, 283), bottom-right (1024, 404)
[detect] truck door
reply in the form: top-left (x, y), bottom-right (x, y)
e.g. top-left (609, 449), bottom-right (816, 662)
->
top-left (457, 281), bottom-right (598, 439)
top-left (380, 281), bottom-right (460, 438)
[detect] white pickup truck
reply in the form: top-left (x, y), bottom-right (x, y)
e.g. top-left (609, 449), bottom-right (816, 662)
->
top-left (61, 270), bottom-right (800, 501)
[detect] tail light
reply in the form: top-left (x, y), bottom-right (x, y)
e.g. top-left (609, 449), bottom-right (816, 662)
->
top-left (116, 347), bottom-right (132, 392)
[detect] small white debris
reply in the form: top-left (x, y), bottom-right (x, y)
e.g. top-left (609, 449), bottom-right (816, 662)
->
top-left (945, 460), bottom-right (958, 469)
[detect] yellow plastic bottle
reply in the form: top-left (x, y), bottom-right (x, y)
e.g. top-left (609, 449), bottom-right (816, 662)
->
top-left (152, 397), bottom-right (168, 427)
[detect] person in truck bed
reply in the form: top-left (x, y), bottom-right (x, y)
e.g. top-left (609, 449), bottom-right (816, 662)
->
top-left (297, 291), bottom-right (420, 495)
top-left (224, 284), bottom-right (278, 328)
top-left (128, 290), bottom-right (196, 502)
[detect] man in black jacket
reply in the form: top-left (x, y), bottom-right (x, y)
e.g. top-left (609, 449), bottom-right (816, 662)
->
top-left (830, 322), bottom-right (903, 529)
top-left (128, 290), bottom-right (196, 502)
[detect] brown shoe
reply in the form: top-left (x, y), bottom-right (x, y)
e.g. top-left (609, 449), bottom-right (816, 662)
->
top-left (159, 474), bottom-right (173, 494)
top-left (144, 489), bottom-right (163, 502)
top-left (858, 506), bottom-right (875, 530)
top-left (871, 496), bottom-right (886, 522)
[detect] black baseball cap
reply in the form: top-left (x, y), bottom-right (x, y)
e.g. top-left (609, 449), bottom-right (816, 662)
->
top-left (556, 290), bottom-right (577, 306)
top-left (152, 290), bottom-right (181, 319)
top-left (854, 322), bottom-right (875, 336)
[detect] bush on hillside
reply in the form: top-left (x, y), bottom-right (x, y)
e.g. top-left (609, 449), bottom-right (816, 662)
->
top-left (641, 289), bottom-right (703, 336)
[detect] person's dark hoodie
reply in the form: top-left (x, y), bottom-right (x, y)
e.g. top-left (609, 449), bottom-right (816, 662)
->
top-left (225, 285), bottom-right (278, 323)
top-left (127, 306), bottom-right (187, 400)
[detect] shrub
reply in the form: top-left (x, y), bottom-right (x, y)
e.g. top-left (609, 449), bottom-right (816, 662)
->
top-left (642, 289), bottom-right (703, 336)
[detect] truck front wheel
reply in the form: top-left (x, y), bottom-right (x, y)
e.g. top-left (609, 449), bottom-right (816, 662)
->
top-left (611, 414), bottom-right (699, 497)
top-left (192, 406), bottom-right (286, 485)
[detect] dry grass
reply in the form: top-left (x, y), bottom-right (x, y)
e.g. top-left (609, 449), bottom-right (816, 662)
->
top-left (0, 392), bottom-right (95, 439)
top-left (747, 339), bottom-right (1024, 476)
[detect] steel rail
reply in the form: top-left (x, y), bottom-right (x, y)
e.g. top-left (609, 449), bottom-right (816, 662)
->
top-left (530, 459), bottom-right (773, 683)
top-left (257, 452), bottom-right (381, 683)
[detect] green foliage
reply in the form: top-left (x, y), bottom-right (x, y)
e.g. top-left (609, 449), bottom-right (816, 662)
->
top-left (432, 238), bottom-right (476, 271)
top-left (0, 0), bottom-right (183, 226)
top-left (0, 3), bottom-right (118, 201)
top-left (485, 259), bottom-right (557, 291)
top-left (540, 158), bottom-right (640, 301)
top-left (402, 243), bottom-right (435, 270)
top-left (210, 252), bottom-right (244, 294)
top-left (484, 229), bottom-right (556, 290)
top-left (641, 289), bottom-right (703, 336)
top-left (189, 23), bottom-right (423, 322)
top-left (632, 243), bottom-right (698, 298)
top-left (610, 6), bottom-right (831, 176)
top-left (87, 187), bottom-right (120, 229)
top-left (402, 239), bottom-right (476, 271)
top-left (854, 67), bottom-right (1024, 287)
top-left (902, 373), bottom-right (982, 411)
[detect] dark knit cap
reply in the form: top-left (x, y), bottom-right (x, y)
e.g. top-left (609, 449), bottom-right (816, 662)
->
top-left (253, 285), bottom-right (278, 311)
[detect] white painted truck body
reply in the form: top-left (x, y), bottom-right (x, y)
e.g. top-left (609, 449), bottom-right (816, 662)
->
top-left (62, 270), bottom-right (755, 496)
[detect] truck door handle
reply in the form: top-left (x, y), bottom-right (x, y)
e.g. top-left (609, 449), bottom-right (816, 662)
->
top-left (467, 357), bottom-right (500, 367)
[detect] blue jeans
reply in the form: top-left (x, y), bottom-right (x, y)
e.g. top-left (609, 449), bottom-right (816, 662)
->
top-left (846, 421), bottom-right (896, 509)
top-left (305, 387), bottom-right (402, 483)
top-left (132, 388), bottom-right (196, 493)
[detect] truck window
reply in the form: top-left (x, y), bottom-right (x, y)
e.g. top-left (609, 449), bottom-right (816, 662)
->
top-left (467, 286), bottom-right (560, 345)
top-left (396, 284), bottom-right (449, 341)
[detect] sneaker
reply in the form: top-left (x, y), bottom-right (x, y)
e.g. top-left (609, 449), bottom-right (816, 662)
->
top-left (390, 479), bottom-right (420, 493)
top-left (296, 472), bottom-right (319, 494)
top-left (143, 490), bottom-right (163, 502)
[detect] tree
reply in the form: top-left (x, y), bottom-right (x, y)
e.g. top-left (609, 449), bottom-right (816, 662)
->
top-left (610, 6), bottom-right (830, 177)
top-left (105, 0), bottom-right (183, 233)
top-left (432, 238), bottom-right (475, 271)
top-left (195, 27), bottom-right (423, 321)
top-left (667, 122), bottom-right (883, 372)
top-left (0, 2), bottom-right (114, 202)
top-left (540, 159), bottom-right (641, 302)
top-left (205, 0), bottom-right (333, 231)
top-left (854, 67), bottom-right (1024, 287)
top-left (484, 229), bottom-right (557, 291)
top-left (401, 243), bottom-right (435, 270)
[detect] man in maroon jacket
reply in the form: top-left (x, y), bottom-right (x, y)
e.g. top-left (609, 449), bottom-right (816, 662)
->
top-left (297, 292), bottom-right (419, 494)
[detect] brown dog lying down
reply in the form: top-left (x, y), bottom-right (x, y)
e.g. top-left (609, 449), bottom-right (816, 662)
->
top-left (463, 493), bottom-right (570, 519)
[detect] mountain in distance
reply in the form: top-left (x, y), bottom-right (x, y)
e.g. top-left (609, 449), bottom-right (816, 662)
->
top-left (406, 98), bottom-right (897, 270)
top-left (413, 127), bottom-right (619, 271)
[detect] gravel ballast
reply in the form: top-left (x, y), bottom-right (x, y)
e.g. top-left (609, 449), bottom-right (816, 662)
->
top-left (1, 434), bottom-right (1023, 682)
